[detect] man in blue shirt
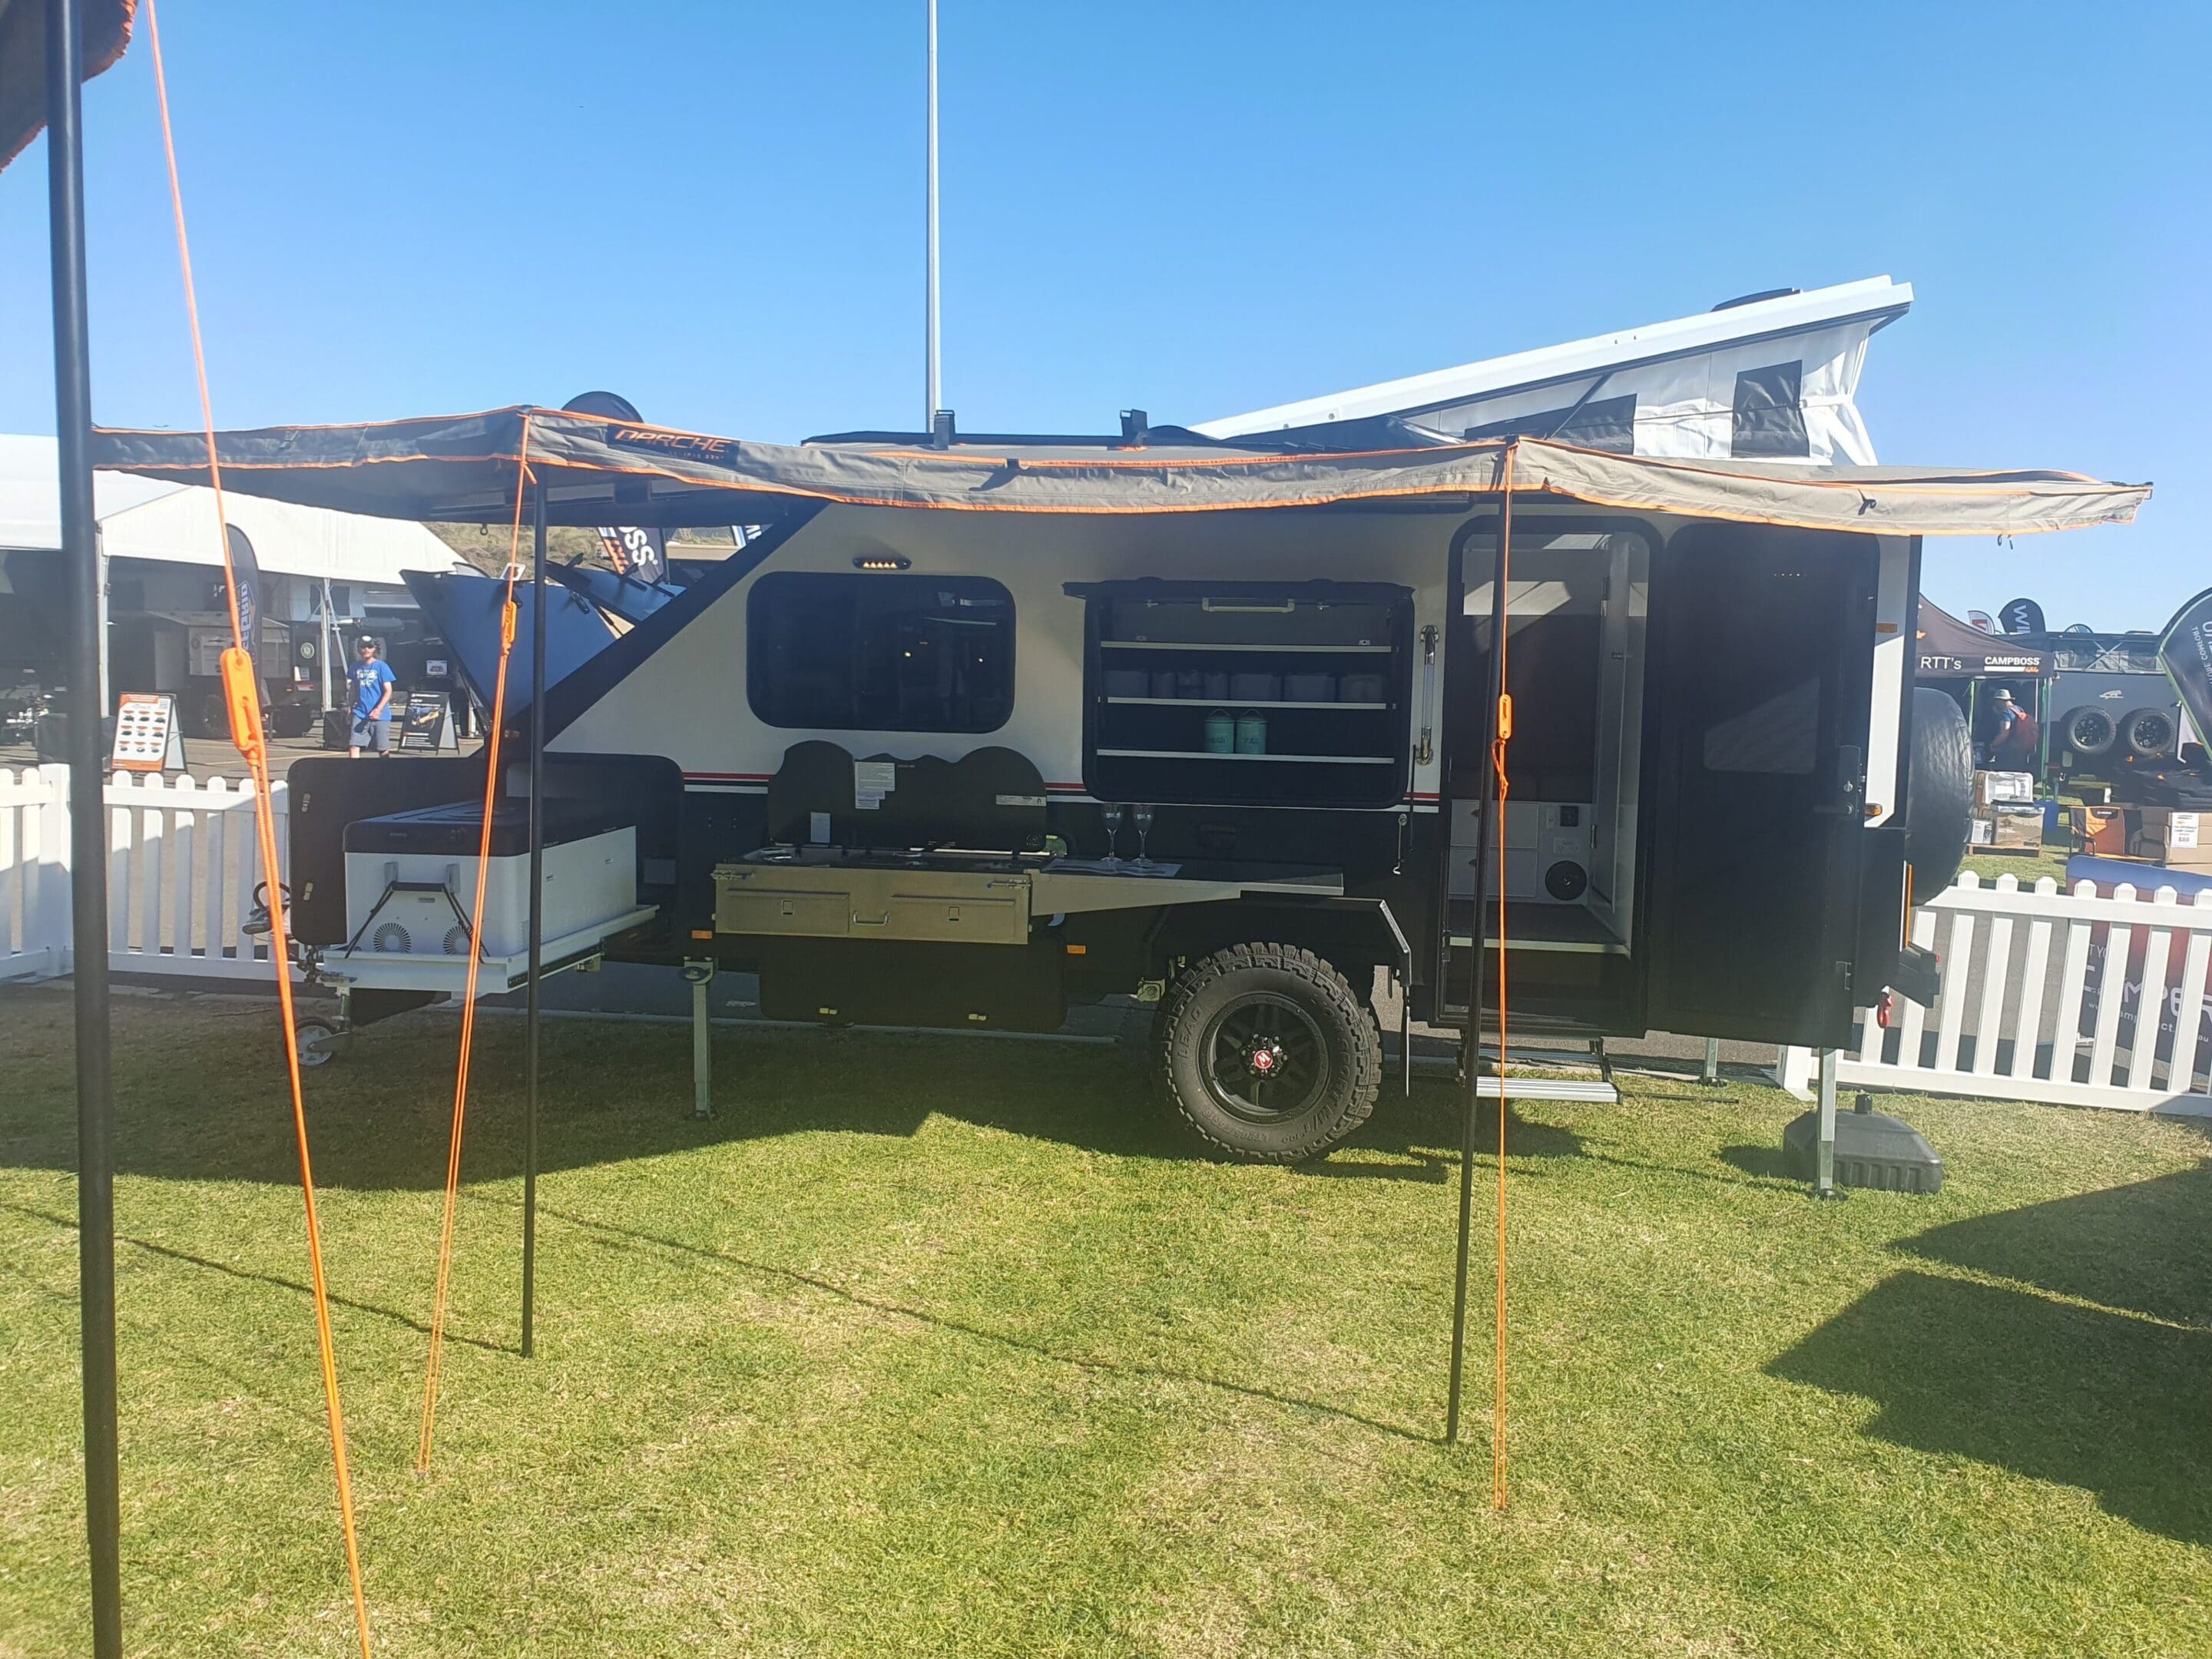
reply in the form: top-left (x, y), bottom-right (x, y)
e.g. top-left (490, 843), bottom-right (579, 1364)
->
top-left (348, 637), bottom-right (396, 757)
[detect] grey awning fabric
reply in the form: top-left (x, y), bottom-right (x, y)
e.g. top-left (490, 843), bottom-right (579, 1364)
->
top-left (0, 0), bottom-right (135, 172)
top-left (91, 406), bottom-right (2151, 537)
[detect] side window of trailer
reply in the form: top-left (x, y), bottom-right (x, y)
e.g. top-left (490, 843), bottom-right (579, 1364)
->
top-left (746, 573), bottom-right (1015, 733)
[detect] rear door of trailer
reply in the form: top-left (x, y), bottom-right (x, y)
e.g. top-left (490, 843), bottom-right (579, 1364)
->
top-left (1639, 525), bottom-right (1879, 1048)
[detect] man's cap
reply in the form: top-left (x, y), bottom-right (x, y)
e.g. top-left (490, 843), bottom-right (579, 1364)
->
top-left (1991, 687), bottom-right (2014, 703)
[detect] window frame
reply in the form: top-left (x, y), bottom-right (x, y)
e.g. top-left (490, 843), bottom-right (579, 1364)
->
top-left (744, 570), bottom-right (1018, 735)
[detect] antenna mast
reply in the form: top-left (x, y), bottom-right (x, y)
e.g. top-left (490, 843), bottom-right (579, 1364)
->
top-left (925, 0), bottom-right (941, 431)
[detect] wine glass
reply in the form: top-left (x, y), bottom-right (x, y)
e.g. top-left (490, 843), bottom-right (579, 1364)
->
top-left (1132, 803), bottom-right (1155, 869)
top-left (1099, 802), bottom-right (1124, 866)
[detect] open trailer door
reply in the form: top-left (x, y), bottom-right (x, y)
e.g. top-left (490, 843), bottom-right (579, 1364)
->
top-left (1641, 525), bottom-right (1879, 1048)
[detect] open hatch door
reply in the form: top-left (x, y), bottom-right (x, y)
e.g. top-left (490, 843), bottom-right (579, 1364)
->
top-left (402, 568), bottom-right (618, 717)
top-left (1641, 525), bottom-right (1878, 1048)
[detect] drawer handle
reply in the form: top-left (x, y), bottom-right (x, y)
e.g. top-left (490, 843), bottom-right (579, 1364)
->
top-left (853, 912), bottom-right (889, 926)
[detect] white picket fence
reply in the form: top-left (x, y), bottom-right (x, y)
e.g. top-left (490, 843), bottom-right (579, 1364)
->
top-left (0, 767), bottom-right (293, 985)
top-left (1778, 871), bottom-right (2212, 1117)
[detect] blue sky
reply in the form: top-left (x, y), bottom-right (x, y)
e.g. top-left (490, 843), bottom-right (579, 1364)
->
top-left (2, 1), bottom-right (2204, 629)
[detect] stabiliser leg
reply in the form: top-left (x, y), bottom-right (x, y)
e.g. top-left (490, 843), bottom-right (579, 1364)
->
top-left (1813, 1046), bottom-right (1845, 1201)
top-left (682, 960), bottom-right (716, 1119)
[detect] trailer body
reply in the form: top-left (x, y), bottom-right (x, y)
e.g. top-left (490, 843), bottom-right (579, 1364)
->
top-left (94, 409), bottom-right (2147, 1159)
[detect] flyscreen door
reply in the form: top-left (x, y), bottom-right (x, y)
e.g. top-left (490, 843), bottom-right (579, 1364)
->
top-left (1641, 525), bottom-right (1879, 1047)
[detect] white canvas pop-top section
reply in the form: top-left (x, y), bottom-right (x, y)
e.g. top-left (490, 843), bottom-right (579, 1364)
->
top-left (1195, 276), bottom-right (1911, 466)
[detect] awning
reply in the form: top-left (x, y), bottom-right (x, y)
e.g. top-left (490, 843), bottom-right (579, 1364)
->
top-left (0, 0), bottom-right (134, 172)
top-left (92, 406), bottom-right (2151, 538)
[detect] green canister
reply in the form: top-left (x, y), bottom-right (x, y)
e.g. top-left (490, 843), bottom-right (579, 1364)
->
top-left (1203, 710), bottom-right (1236, 753)
top-left (1235, 710), bottom-right (1267, 755)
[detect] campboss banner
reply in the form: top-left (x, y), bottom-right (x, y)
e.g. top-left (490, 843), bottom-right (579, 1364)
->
top-left (2158, 585), bottom-right (2212, 750)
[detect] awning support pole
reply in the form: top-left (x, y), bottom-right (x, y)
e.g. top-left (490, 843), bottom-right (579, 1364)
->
top-left (1701, 1037), bottom-right (1722, 1087)
top-left (522, 485), bottom-right (545, 1356)
top-left (1447, 466), bottom-right (1513, 1445)
top-left (46, 0), bottom-right (123, 1649)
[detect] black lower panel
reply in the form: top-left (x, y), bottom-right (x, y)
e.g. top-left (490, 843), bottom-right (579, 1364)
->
top-left (757, 938), bottom-right (1068, 1031)
top-left (347, 988), bottom-right (439, 1029)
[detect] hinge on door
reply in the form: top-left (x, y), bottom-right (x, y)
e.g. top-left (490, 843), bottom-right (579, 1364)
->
top-left (1415, 624), bottom-right (1439, 766)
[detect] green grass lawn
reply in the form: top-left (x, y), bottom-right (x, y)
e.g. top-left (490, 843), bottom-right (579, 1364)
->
top-left (1958, 846), bottom-right (2071, 886)
top-left (2, 986), bottom-right (2207, 1657)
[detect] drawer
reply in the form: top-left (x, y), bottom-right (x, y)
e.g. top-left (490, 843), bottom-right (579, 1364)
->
top-left (716, 885), bottom-right (852, 938)
top-left (860, 892), bottom-right (1027, 945)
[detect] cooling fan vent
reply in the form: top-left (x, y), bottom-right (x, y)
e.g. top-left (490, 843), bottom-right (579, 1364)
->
top-left (443, 926), bottom-right (472, 956)
top-left (1543, 860), bottom-right (1589, 902)
top-left (371, 922), bottom-right (412, 954)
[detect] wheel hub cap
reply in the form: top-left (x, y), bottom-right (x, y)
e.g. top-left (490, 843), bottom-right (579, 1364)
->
top-left (1247, 1039), bottom-right (1286, 1078)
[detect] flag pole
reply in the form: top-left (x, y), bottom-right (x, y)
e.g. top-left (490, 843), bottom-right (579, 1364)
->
top-left (924, 0), bottom-right (940, 430)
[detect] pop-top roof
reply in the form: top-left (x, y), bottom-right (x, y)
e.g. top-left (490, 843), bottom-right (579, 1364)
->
top-left (1195, 276), bottom-right (1913, 465)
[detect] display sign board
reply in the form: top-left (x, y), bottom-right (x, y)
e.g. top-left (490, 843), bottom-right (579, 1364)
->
top-left (396, 690), bottom-right (458, 752)
top-left (110, 692), bottom-right (185, 773)
top-left (227, 524), bottom-right (263, 684)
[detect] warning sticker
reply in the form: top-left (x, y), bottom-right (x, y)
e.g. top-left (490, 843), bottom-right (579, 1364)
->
top-left (853, 760), bottom-right (897, 812)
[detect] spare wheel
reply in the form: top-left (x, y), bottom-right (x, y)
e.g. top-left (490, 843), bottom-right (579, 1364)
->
top-left (1905, 687), bottom-right (1972, 899)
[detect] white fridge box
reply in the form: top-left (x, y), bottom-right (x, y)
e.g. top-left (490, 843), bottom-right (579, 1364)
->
top-left (342, 802), bottom-right (637, 959)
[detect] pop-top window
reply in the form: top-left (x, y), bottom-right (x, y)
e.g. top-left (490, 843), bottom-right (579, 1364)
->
top-left (747, 573), bottom-right (1015, 733)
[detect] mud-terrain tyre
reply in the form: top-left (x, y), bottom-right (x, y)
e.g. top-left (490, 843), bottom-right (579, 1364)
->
top-left (2122, 707), bottom-right (2175, 760)
top-left (2061, 705), bottom-right (2116, 758)
top-left (1154, 943), bottom-right (1381, 1164)
top-left (1905, 687), bottom-right (1973, 899)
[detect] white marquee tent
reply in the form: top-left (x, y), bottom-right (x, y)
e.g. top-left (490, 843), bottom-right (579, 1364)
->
top-left (1, 432), bottom-right (465, 582)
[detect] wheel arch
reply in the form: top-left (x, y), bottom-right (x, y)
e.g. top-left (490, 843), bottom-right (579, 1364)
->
top-left (1147, 896), bottom-right (1409, 986)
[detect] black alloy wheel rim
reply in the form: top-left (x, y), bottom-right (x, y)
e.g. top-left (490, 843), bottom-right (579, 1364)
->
top-left (1201, 992), bottom-right (1331, 1123)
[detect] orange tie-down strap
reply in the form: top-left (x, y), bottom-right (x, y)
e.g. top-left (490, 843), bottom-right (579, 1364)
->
top-left (419, 428), bottom-right (532, 1474)
top-left (149, 1), bottom-right (372, 1651)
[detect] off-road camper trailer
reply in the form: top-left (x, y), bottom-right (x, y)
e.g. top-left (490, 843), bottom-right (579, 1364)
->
top-left (94, 411), bottom-right (2147, 1161)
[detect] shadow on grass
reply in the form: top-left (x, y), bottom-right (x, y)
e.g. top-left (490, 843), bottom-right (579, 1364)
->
top-left (1900, 1164), bottom-right (2212, 1329)
top-left (1771, 1164), bottom-right (2212, 1545)
top-left (2, 1006), bottom-right (1582, 1192)
top-left (1717, 1144), bottom-right (1793, 1182)
top-left (1769, 1268), bottom-right (2211, 1545)
top-left (0, 1195), bottom-right (515, 1355)
top-left (502, 1192), bottom-right (1442, 1446)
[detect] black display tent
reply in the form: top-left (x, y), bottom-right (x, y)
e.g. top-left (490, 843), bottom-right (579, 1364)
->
top-left (1914, 597), bottom-right (2053, 680)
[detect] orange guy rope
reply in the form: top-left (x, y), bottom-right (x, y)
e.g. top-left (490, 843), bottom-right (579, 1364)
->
top-left (417, 426), bottom-right (533, 1473)
top-left (1489, 445), bottom-right (1515, 1512)
top-left (144, 3), bottom-right (372, 1653)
